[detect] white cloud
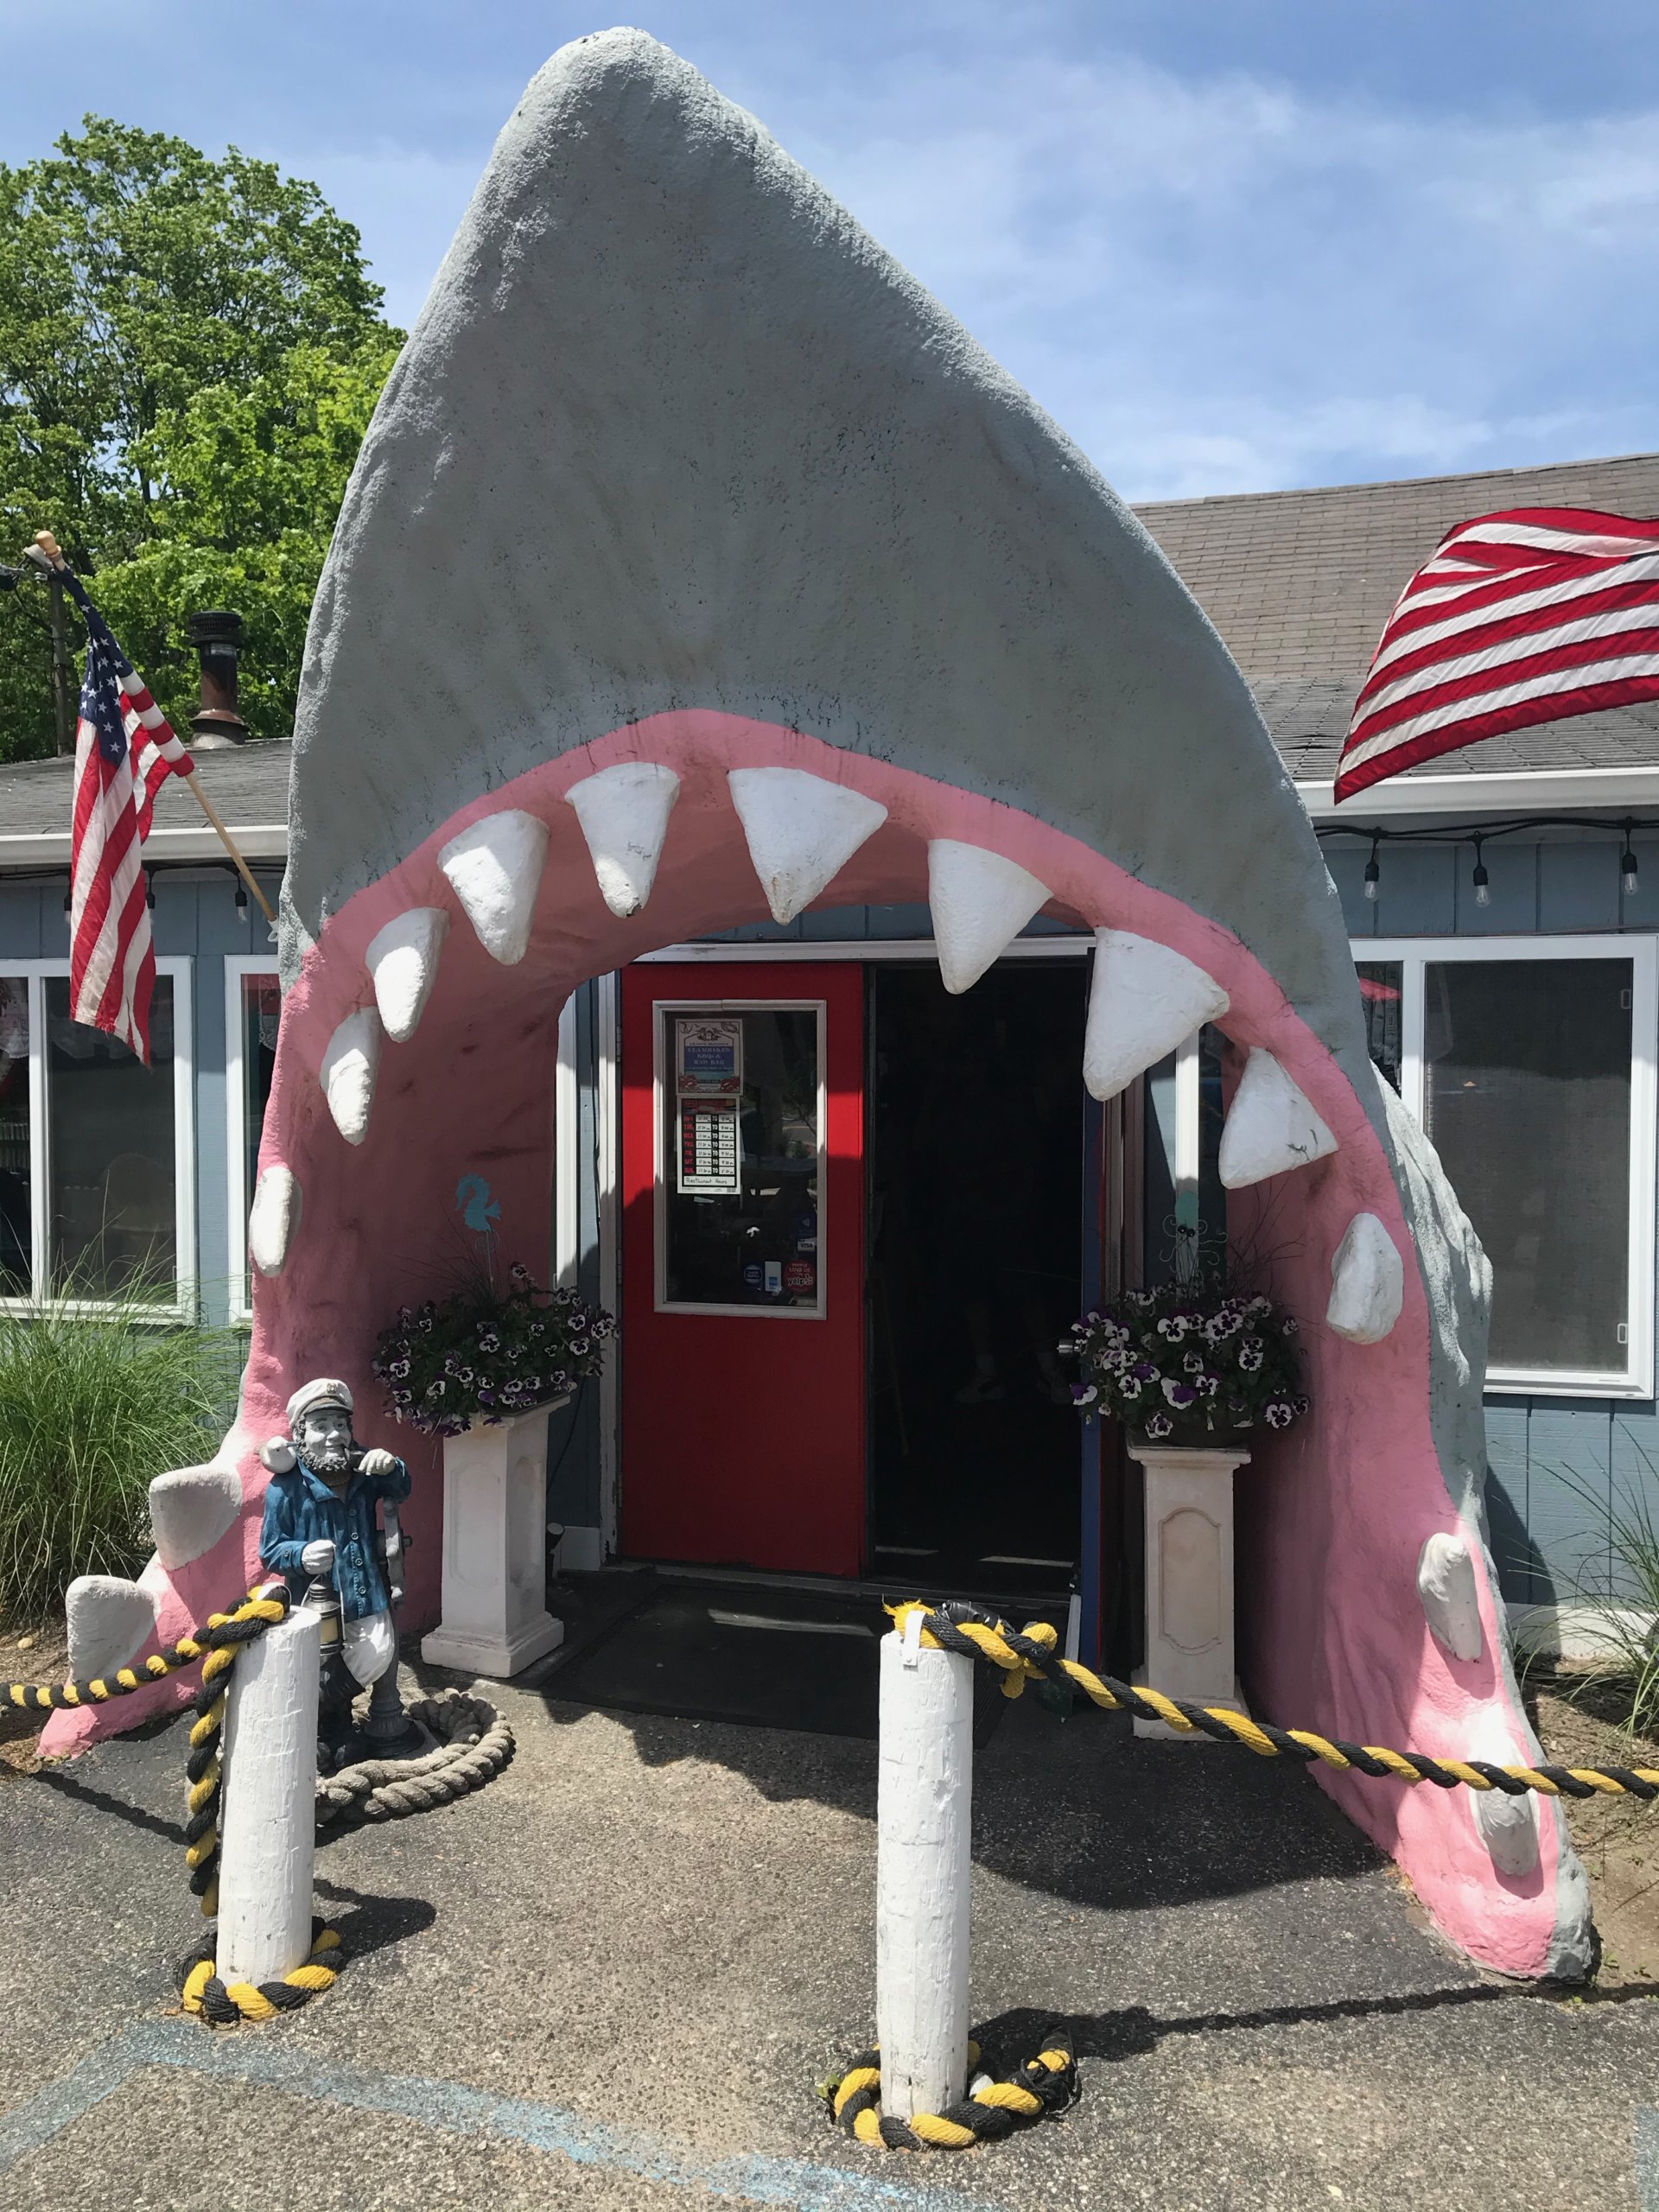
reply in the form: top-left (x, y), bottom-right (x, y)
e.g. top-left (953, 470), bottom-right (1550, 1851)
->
top-left (770, 50), bottom-right (1659, 498)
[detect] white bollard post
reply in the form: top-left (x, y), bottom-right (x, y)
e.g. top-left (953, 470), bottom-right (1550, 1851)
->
top-left (875, 1621), bottom-right (974, 2121)
top-left (215, 1607), bottom-right (321, 1986)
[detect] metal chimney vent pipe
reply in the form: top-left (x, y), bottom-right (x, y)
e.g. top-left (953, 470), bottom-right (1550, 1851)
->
top-left (187, 609), bottom-right (248, 747)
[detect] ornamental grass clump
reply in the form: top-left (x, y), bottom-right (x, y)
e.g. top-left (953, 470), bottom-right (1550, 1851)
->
top-left (0, 1288), bottom-right (236, 1623)
top-left (1062, 1276), bottom-right (1307, 1442)
top-left (372, 1262), bottom-right (614, 1437)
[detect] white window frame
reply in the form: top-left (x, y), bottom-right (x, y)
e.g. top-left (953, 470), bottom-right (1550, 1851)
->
top-left (225, 955), bottom-right (281, 1324)
top-left (651, 995), bottom-right (829, 1321)
top-left (1355, 933), bottom-right (1658, 1400)
top-left (0, 955), bottom-right (196, 1318)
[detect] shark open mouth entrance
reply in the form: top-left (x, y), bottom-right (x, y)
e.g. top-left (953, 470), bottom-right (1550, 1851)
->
top-left (34, 25), bottom-right (1603, 1981)
top-left (41, 711), bottom-right (1597, 1976)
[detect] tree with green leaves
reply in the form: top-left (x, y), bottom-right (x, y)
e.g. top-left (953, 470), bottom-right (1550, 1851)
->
top-left (0, 117), bottom-right (403, 763)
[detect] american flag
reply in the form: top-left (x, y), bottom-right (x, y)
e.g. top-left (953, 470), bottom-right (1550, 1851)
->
top-left (62, 570), bottom-right (193, 1063)
top-left (1335, 506), bottom-right (1659, 803)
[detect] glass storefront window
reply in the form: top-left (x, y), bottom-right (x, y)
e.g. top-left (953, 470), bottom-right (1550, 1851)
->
top-left (1424, 957), bottom-right (1632, 1377)
top-left (45, 974), bottom-right (177, 1297)
top-left (660, 1006), bottom-right (823, 1312)
top-left (0, 978), bottom-right (29, 1294)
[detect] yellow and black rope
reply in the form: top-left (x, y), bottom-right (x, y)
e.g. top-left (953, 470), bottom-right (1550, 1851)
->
top-left (4, 1591), bottom-right (285, 1716)
top-left (894, 1599), bottom-right (1659, 1802)
top-left (178, 1923), bottom-right (344, 2025)
top-left (823, 2031), bottom-right (1077, 2151)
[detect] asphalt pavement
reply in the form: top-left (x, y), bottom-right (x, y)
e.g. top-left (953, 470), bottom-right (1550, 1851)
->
top-left (2, 1654), bottom-right (1656, 2212)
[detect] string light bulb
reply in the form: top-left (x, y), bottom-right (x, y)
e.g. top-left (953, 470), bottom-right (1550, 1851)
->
top-left (235, 881), bottom-right (249, 920)
top-left (1363, 836), bottom-right (1381, 901)
top-left (144, 869), bottom-right (156, 911)
top-left (1621, 822), bottom-right (1639, 899)
top-left (1471, 837), bottom-right (1491, 909)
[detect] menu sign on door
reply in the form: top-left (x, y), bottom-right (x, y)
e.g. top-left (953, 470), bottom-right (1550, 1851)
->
top-left (675, 1016), bottom-right (743, 1194)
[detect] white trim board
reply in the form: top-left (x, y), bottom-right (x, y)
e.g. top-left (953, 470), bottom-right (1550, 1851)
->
top-left (1508, 1599), bottom-right (1658, 1662)
top-left (1300, 765), bottom-right (1659, 823)
top-left (224, 955), bottom-right (281, 1323)
top-left (637, 936), bottom-right (1089, 963)
top-left (0, 823), bottom-right (288, 868)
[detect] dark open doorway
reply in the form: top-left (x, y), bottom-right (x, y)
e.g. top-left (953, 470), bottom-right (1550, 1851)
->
top-left (868, 961), bottom-right (1085, 1600)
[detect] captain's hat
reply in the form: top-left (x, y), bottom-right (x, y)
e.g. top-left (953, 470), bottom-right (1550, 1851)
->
top-left (285, 1376), bottom-right (354, 1429)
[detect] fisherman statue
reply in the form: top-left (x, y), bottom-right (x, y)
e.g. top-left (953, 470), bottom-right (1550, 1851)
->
top-left (258, 1377), bottom-right (419, 1767)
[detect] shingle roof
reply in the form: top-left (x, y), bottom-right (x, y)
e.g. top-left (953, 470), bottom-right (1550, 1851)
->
top-left (1134, 449), bottom-right (1659, 684)
top-left (1254, 675), bottom-right (1659, 784)
top-left (1136, 450), bottom-right (1659, 792)
top-left (0, 742), bottom-right (290, 855)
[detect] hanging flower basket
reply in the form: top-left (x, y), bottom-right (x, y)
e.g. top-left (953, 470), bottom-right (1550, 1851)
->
top-left (1060, 1276), bottom-right (1307, 1445)
top-left (372, 1263), bottom-right (615, 1437)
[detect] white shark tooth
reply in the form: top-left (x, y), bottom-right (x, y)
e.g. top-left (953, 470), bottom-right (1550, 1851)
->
top-left (1470, 1745), bottom-right (1539, 1875)
top-left (1082, 929), bottom-right (1230, 1102)
top-left (1417, 1533), bottom-right (1483, 1662)
top-left (727, 768), bottom-right (887, 925)
top-left (149, 1465), bottom-right (243, 1571)
top-left (566, 763), bottom-right (681, 918)
top-left (367, 906), bottom-right (449, 1042)
top-left (65, 1574), bottom-right (159, 1683)
top-left (321, 1007), bottom-right (383, 1146)
top-left (248, 1164), bottom-right (301, 1278)
top-left (1326, 1211), bottom-right (1403, 1344)
top-left (928, 840), bottom-right (1052, 994)
top-left (1218, 1047), bottom-right (1338, 1188)
top-left (438, 808), bottom-right (550, 963)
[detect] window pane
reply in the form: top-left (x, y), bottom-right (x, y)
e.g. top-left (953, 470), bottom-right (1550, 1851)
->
top-left (45, 976), bottom-right (177, 1298)
top-left (661, 1007), bottom-right (821, 1310)
top-left (1423, 959), bottom-right (1631, 1375)
top-left (1356, 962), bottom-right (1404, 1092)
top-left (0, 978), bottom-right (29, 1294)
top-left (240, 975), bottom-right (281, 1300)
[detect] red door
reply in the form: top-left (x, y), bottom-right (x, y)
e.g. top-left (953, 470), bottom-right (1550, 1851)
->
top-left (620, 963), bottom-right (866, 1573)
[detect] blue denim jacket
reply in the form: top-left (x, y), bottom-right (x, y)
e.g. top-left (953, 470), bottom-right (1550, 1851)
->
top-left (259, 1455), bottom-right (412, 1622)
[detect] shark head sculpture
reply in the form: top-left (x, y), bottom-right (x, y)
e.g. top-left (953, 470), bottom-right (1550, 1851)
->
top-left (45, 29), bottom-right (1591, 1981)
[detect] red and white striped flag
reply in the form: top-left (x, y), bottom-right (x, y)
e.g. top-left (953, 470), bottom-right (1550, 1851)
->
top-left (61, 569), bottom-right (194, 1063)
top-left (1335, 506), bottom-right (1659, 803)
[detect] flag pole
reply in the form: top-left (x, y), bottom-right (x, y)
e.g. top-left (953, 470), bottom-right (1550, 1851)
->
top-left (30, 532), bottom-right (278, 928)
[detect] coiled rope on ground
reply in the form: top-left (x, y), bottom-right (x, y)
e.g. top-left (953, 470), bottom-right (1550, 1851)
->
top-left (316, 1693), bottom-right (514, 1825)
top-left (895, 1599), bottom-right (1659, 1801)
top-left (822, 2031), bottom-right (1077, 2151)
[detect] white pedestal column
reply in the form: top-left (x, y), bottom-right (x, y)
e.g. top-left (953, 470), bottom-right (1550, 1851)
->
top-left (217, 1607), bottom-right (321, 1986)
top-left (1128, 1440), bottom-right (1250, 1741)
top-left (421, 1401), bottom-right (567, 1677)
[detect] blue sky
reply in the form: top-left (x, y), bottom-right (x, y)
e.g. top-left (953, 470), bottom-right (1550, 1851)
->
top-left (3, 3), bottom-right (1656, 500)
